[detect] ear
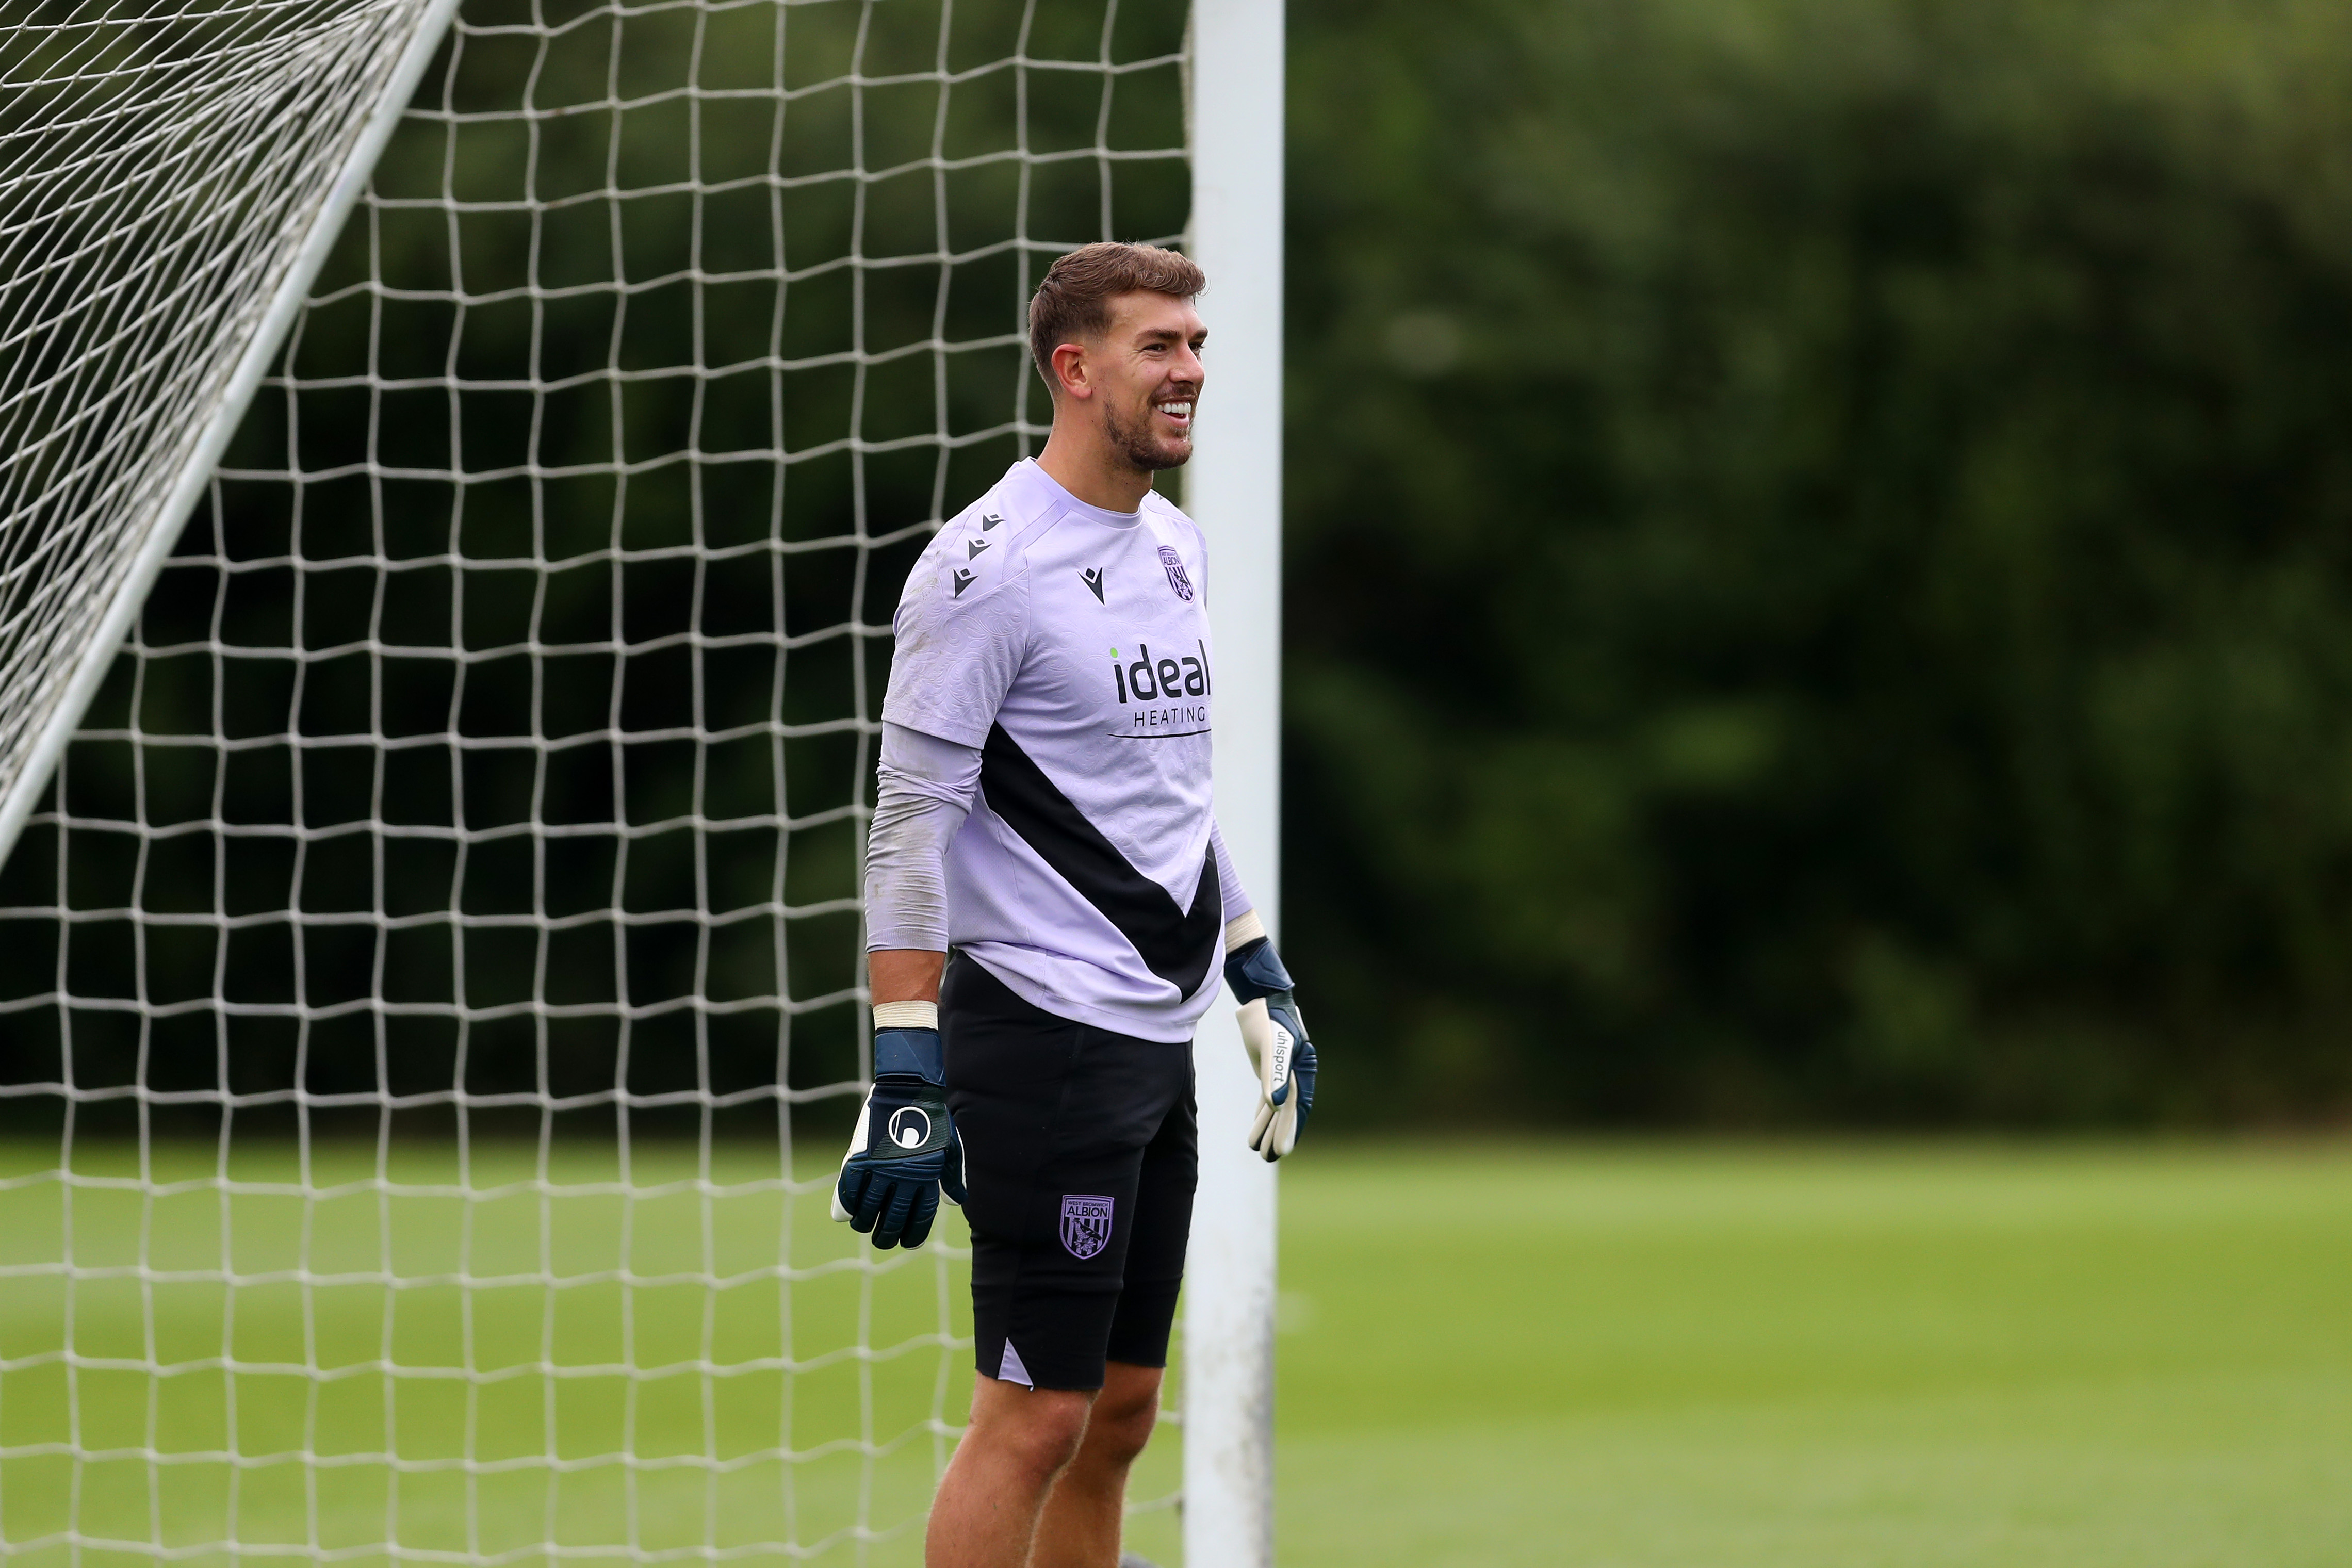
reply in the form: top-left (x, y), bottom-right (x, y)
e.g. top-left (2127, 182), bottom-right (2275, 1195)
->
top-left (1050, 340), bottom-right (1093, 402)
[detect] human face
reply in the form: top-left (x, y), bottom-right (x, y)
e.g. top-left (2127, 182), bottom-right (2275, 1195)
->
top-left (1088, 292), bottom-right (1207, 472)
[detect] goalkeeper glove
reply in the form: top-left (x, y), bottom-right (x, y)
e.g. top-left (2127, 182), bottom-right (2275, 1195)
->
top-left (830, 1006), bottom-right (965, 1249)
top-left (1225, 931), bottom-right (1317, 1161)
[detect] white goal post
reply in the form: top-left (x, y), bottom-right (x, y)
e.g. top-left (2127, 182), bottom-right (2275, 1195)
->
top-left (0, 1), bottom-right (1283, 1564)
top-left (1182, 3), bottom-right (1283, 1565)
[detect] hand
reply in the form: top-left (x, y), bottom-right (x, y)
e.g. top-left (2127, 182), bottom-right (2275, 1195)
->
top-left (829, 1027), bottom-right (966, 1248)
top-left (1226, 936), bottom-right (1317, 1161)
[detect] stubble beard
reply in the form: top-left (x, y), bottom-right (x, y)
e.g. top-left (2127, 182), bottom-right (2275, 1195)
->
top-left (1102, 397), bottom-right (1191, 473)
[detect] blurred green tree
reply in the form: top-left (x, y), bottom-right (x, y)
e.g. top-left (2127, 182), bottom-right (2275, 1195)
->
top-left (1283, 0), bottom-right (2352, 1124)
top-left (15, 0), bottom-right (2352, 1132)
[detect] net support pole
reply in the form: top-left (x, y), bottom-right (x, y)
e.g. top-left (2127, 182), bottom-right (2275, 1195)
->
top-left (1184, 2), bottom-right (1284, 1564)
top-left (0, 0), bottom-right (466, 871)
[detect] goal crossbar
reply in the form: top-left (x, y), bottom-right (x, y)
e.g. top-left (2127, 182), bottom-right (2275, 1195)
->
top-left (0, 0), bottom-right (465, 871)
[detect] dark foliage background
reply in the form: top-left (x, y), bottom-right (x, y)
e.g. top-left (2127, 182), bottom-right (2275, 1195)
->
top-left (1283, 0), bottom-right (2352, 1126)
top-left (11, 0), bottom-right (2352, 1133)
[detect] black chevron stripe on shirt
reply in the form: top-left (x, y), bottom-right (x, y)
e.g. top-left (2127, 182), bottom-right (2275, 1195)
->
top-left (977, 722), bottom-right (1221, 994)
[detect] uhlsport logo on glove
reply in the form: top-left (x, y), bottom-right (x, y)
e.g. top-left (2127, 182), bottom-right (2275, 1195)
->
top-left (887, 1106), bottom-right (933, 1149)
top-left (1060, 1195), bottom-right (1115, 1260)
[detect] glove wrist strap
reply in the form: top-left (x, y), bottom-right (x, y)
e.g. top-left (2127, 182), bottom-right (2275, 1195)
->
top-left (873, 1027), bottom-right (945, 1083)
top-left (1223, 935), bottom-right (1295, 1004)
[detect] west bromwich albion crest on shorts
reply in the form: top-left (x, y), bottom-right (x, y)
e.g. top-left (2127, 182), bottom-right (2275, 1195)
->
top-left (1059, 1194), bottom-right (1115, 1260)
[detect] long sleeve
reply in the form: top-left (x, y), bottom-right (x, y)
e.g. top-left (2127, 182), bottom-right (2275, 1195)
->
top-left (864, 722), bottom-right (983, 952)
top-left (1211, 816), bottom-right (1253, 922)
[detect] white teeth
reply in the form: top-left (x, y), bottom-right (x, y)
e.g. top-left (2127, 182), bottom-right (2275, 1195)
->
top-left (1156, 401), bottom-right (1192, 419)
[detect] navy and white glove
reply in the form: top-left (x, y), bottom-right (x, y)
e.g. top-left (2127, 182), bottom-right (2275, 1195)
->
top-left (830, 1010), bottom-right (965, 1249)
top-left (1226, 932), bottom-right (1317, 1161)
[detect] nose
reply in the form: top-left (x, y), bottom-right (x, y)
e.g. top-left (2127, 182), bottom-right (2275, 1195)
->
top-left (1173, 341), bottom-right (1204, 386)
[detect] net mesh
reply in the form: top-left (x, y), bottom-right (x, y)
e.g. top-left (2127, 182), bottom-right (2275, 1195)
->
top-left (0, 0), bottom-right (450, 838)
top-left (0, 0), bottom-right (1191, 1562)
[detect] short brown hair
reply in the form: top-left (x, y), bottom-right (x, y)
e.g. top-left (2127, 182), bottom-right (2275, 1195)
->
top-left (1028, 242), bottom-right (1206, 391)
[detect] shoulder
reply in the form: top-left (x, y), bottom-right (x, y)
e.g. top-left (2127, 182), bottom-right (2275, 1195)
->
top-left (900, 469), bottom-right (1074, 624)
top-left (1141, 489), bottom-right (1202, 541)
top-left (1140, 491), bottom-right (1206, 561)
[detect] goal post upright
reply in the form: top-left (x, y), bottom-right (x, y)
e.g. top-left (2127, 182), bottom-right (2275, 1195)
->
top-left (1185, 1), bottom-right (1286, 1564)
top-left (0, 0), bottom-right (466, 873)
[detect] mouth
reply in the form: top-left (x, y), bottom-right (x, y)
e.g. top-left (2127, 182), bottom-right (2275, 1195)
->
top-left (1152, 397), bottom-right (1194, 432)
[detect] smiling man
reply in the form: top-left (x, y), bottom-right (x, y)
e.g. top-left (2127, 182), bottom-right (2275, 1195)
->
top-left (832, 242), bottom-right (1319, 1568)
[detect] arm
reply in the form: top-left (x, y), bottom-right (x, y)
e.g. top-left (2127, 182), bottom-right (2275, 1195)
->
top-left (839, 522), bottom-right (1029, 1249)
top-left (871, 950), bottom-right (945, 1008)
top-left (864, 528), bottom-right (1028, 1009)
top-left (864, 722), bottom-right (983, 1008)
top-left (834, 722), bottom-right (982, 1248)
top-left (1210, 816), bottom-right (1254, 926)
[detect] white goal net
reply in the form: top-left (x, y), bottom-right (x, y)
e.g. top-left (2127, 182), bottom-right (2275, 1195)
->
top-left (0, 1), bottom-right (1193, 1562)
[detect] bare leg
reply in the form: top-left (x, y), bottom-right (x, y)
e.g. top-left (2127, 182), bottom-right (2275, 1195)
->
top-left (1030, 1362), bottom-right (1164, 1568)
top-left (927, 1374), bottom-right (1095, 1568)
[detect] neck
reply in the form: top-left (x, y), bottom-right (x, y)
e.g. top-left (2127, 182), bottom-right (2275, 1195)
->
top-left (1036, 419), bottom-right (1154, 513)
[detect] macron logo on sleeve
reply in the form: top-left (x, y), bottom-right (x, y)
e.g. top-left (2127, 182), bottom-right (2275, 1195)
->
top-left (946, 509), bottom-right (1007, 598)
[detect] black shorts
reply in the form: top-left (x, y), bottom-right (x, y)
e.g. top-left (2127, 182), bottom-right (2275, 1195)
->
top-left (942, 953), bottom-right (1197, 1392)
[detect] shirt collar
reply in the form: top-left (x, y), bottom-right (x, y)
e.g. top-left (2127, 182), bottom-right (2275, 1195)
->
top-left (1015, 458), bottom-right (1146, 530)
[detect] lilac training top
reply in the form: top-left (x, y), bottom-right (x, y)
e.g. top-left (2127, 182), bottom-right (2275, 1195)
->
top-left (873, 459), bottom-right (1250, 1042)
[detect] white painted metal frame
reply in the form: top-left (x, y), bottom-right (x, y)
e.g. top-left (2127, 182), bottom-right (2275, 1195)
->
top-left (1184, 2), bottom-right (1286, 1563)
top-left (0, 0), bottom-right (468, 870)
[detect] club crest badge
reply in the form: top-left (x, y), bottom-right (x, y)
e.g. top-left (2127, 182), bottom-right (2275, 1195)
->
top-left (1059, 1194), bottom-right (1115, 1260)
top-left (1156, 545), bottom-right (1194, 602)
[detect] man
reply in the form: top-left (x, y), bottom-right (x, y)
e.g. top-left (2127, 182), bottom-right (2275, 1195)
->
top-left (830, 241), bottom-right (1318, 1568)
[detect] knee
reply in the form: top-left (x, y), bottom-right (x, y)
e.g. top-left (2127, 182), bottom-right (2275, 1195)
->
top-left (974, 1386), bottom-right (1093, 1482)
top-left (1082, 1380), bottom-right (1160, 1468)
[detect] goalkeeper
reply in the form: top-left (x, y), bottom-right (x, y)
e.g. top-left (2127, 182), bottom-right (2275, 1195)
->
top-left (833, 241), bottom-right (1317, 1568)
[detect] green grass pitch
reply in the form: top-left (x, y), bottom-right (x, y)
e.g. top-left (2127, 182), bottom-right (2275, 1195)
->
top-left (0, 1139), bottom-right (987, 1567)
top-left (1277, 1142), bottom-right (2352, 1568)
top-left (2, 1139), bottom-right (2347, 1566)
